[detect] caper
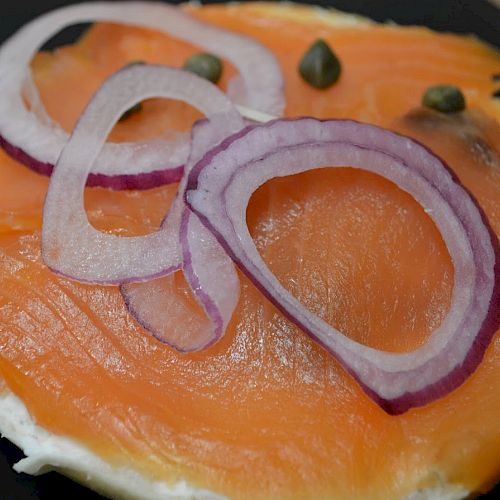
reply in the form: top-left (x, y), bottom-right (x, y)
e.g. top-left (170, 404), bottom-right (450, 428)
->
top-left (299, 39), bottom-right (341, 89)
top-left (183, 53), bottom-right (222, 84)
top-left (118, 60), bottom-right (145, 122)
top-left (422, 85), bottom-right (466, 113)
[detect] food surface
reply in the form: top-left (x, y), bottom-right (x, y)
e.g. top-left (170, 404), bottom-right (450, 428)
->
top-left (0, 2), bottom-right (499, 499)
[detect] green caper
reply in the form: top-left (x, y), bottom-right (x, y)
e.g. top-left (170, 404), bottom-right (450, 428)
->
top-left (299, 39), bottom-right (341, 89)
top-left (422, 85), bottom-right (466, 113)
top-left (118, 60), bottom-right (145, 122)
top-left (183, 53), bottom-right (222, 84)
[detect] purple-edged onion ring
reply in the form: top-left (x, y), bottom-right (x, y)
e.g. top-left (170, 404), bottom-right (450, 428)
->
top-left (0, 1), bottom-right (284, 189)
top-left (186, 117), bottom-right (499, 413)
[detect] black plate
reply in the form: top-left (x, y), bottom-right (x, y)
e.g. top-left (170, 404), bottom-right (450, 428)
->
top-left (0, 1), bottom-right (499, 499)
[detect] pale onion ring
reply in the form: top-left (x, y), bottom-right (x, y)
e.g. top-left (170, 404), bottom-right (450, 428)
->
top-left (42, 64), bottom-right (243, 284)
top-left (0, 1), bottom-right (284, 189)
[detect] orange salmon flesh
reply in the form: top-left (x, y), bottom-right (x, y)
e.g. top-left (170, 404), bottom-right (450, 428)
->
top-left (0, 3), bottom-right (499, 499)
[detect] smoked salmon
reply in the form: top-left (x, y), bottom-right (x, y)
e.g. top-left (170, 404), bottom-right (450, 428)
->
top-left (0, 2), bottom-right (499, 498)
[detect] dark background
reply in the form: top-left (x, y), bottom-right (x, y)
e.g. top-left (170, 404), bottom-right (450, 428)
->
top-left (1, 1), bottom-right (499, 498)
top-left (2, 0), bottom-right (500, 47)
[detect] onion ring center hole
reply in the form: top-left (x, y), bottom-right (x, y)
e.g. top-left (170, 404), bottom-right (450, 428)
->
top-left (83, 181), bottom-right (178, 237)
top-left (29, 22), bottom-right (239, 140)
top-left (81, 94), bottom-right (217, 235)
top-left (247, 166), bottom-right (453, 353)
top-left (25, 22), bottom-right (92, 119)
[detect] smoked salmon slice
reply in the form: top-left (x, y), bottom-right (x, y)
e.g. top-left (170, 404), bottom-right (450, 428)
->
top-left (0, 2), bottom-right (499, 498)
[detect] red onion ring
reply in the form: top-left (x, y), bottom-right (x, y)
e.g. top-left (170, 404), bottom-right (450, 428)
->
top-left (0, 1), bottom-right (284, 189)
top-left (42, 64), bottom-right (243, 284)
top-left (186, 117), bottom-right (499, 414)
top-left (121, 116), bottom-right (242, 351)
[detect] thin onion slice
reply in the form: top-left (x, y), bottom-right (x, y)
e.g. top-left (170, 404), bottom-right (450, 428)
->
top-left (122, 207), bottom-right (239, 352)
top-left (121, 117), bottom-right (242, 351)
top-left (42, 64), bottom-right (243, 284)
top-left (186, 117), bottom-right (499, 414)
top-left (0, 1), bottom-right (284, 189)
top-left (121, 273), bottom-right (220, 352)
